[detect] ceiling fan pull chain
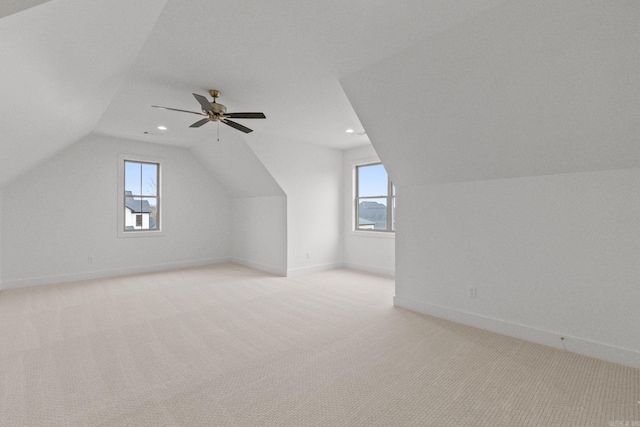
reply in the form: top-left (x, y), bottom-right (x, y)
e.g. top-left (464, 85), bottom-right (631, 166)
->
top-left (217, 121), bottom-right (220, 142)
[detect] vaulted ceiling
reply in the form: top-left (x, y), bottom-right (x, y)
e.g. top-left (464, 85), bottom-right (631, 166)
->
top-left (0, 0), bottom-right (506, 187)
top-left (2, 0), bottom-right (638, 189)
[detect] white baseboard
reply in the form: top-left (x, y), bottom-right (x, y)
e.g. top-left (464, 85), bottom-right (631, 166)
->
top-left (231, 257), bottom-right (287, 277)
top-left (1, 257), bottom-right (232, 290)
top-left (343, 261), bottom-right (395, 277)
top-left (287, 262), bottom-right (344, 277)
top-left (393, 294), bottom-right (640, 369)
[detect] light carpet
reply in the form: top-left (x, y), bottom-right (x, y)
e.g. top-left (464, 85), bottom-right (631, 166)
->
top-left (0, 263), bottom-right (638, 426)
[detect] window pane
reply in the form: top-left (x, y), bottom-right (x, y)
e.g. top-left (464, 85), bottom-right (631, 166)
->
top-left (124, 197), bottom-right (158, 230)
top-left (124, 162), bottom-right (141, 195)
top-left (358, 198), bottom-right (388, 230)
top-left (358, 164), bottom-right (388, 197)
top-left (141, 163), bottom-right (158, 196)
top-left (143, 198), bottom-right (158, 230)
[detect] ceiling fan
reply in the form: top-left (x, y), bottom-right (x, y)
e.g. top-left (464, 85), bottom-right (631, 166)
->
top-left (152, 90), bottom-right (265, 133)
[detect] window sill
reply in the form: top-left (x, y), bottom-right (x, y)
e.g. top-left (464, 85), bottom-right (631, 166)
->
top-left (117, 229), bottom-right (165, 238)
top-left (349, 230), bottom-right (395, 239)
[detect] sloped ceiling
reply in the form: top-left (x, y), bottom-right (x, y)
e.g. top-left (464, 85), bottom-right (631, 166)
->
top-left (0, 0), bottom-right (507, 189)
top-left (0, 0), bottom-right (52, 19)
top-left (341, 0), bottom-right (640, 187)
top-left (190, 131), bottom-right (285, 198)
top-left (12, 0), bottom-right (631, 192)
top-left (0, 0), bottom-right (168, 187)
top-left (92, 0), bottom-right (506, 153)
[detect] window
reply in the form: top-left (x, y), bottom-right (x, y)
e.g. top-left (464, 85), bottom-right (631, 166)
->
top-left (355, 163), bottom-right (395, 232)
top-left (123, 160), bottom-right (159, 232)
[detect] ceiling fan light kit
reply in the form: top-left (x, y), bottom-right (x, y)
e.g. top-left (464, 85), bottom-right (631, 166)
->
top-left (152, 89), bottom-right (265, 134)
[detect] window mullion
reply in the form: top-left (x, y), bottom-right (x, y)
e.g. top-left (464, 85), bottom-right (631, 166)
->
top-left (387, 178), bottom-right (392, 231)
top-left (156, 166), bottom-right (159, 228)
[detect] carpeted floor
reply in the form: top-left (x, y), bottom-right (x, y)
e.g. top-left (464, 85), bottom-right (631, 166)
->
top-left (0, 263), bottom-right (638, 426)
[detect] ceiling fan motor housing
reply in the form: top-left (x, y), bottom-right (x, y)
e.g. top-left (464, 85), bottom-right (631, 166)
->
top-left (206, 102), bottom-right (227, 120)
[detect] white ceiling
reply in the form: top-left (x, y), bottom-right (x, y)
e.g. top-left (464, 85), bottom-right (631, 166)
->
top-left (0, 0), bottom-right (168, 186)
top-left (0, 0), bottom-right (507, 187)
top-left (94, 0), bottom-right (509, 149)
top-left (6, 0), bottom-right (634, 190)
top-left (342, 0), bottom-right (640, 187)
top-left (0, 0), bottom-right (52, 19)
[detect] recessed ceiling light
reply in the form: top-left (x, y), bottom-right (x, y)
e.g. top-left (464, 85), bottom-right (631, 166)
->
top-left (345, 129), bottom-right (354, 133)
top-left (157, 126), bottom-right (167, 130)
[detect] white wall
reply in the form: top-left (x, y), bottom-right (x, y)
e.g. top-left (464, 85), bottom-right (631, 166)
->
top-left (339, 0), bottom-right (640, 367)
top-left (0, 192), bottom-right (2, 290)
top-left (343, 145), bottom-right (395, 276)
top-left (231, 196), bottom-right (288, 276)
top-left (395, 168), bottom-right (640, 367)
top-left (248, 135), bottom-right (343, 276)
top-left (0, 134), bottom-right (231, 288)
top-left (190, 130), bottom-right (288, 277)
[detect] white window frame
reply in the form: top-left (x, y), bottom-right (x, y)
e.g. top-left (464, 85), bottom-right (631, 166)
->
top-left (117, 153), bottom-right (165, 238)
top-left (352, 159), bottom-right (395, 236)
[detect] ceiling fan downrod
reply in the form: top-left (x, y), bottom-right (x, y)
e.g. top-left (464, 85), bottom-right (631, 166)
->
top-left (209, 89), bottom-right (221, 103)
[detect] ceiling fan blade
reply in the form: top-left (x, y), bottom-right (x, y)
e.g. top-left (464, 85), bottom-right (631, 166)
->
top-left (221, 119), bottom-right (253, 133)
top-left (193, 93), bottom-right (214, 113)
top-left (224, 112), bottom-right (266, 119)
top-left (152, 105), bottom-right (206, 116)
top-left (189, 118), bottom-right (210, 128)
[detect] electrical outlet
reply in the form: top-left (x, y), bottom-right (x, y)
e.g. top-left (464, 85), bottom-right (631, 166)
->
top-left (468, 287), bottom-right (477, 298)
